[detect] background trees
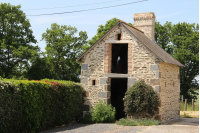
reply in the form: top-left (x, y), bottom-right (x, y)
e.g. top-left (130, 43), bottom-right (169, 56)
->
top-left (41, 23), bottom-right (88, 81)
top-left (0, 3), bottom-right (39, 78)
top-left (155, 21), bottom-right (199, 100)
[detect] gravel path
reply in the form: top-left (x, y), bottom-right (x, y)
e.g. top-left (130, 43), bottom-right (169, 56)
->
top-left (40, 118), bottom-right (199, 133)
top-left (40, 124), bottom-right (148, 133)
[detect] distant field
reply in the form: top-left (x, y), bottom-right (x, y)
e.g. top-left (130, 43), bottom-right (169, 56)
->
top-left (180, 90), bottom-right (199, 111)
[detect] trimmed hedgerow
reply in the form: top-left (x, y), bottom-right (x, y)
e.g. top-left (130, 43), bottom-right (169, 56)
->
top-left (0, 79), bottom-right (84, 133)
top-left (123, 80), bottom-right (159, 119)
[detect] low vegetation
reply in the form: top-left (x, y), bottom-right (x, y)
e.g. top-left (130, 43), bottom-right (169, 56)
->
top-left (180, 102), bottom-right (199, 111)
top-left (81, 101), bottom-right (116, 123)
top-left (117, 118), bottom-right (160, 126)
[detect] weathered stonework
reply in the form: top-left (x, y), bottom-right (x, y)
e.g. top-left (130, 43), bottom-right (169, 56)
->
top-left (158, 62), bottom-right (180, 122)
top-left (134, 12), bottom-right (155, 40)
top-left (79, 12), bottom-right (181, 123)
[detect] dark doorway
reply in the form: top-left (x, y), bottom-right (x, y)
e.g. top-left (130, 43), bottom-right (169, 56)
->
top-left (111, 78), bottom-right (127, 120)
top-left (112, 44), bottom-right (128, 74)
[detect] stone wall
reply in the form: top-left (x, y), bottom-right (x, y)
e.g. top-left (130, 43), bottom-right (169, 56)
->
top-left (80, 23), bottom-right (180, 122)
top-left (159, 62), bottom-right (180, 122)
top-left (80, 24), bottom-right (159, 111)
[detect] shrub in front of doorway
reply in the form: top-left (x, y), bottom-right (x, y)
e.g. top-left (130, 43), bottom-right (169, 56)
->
top-left (123, 80), bottom-right (159, 118)
top-left (91, 101), bottom-right (116, 123)
top-left (82, 101), bottom-right (116, 123)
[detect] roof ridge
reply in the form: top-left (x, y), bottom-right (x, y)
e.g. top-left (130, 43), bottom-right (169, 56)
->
top-left (117, 19), bottom-right (144, 34)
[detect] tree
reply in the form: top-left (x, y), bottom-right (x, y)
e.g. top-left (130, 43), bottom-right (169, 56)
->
top-left (0, 3), bottom-right (38, 78)
top-left (155, 21), bottom-right (173, 54)
top-left (171, 22), bottom-right (199, 100)
top-left (42, 23), bottom-right (88, 81)
top-left (88, 18), bottom-right (119, 45)
top-left (155, 21), bottom-right (199, 100)
top-left (26, 56), bottom-right (54, 80)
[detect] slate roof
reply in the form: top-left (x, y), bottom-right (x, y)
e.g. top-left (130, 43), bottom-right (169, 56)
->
top-left (77, 20), bottom-right (184, 67)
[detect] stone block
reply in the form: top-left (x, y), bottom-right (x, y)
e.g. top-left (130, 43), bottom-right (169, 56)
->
top-left (100, 78), bottom-right (108, 84)
top-left (81, 64), bottom-right (88, 70)
top-left (98, 91), bottom-right (109, 98)
top-left (156, 72), bottom-right (161, 78)
top-left (154, 86), bottom-right (160, 93)
top-left (81, 78), bottom-right (88, 84)
top-left (150, 64), bottom-right (159, 71)
top-left (105, 73), bottom-right (130, 78)
top-left (128, 78), bottom-right (137, 85)
top-left (127, 85), bottom-right (131, 90)
top-left (104, 85), bottom-right (111, 91)
top-left (150, 79), bottom-right (159, 85)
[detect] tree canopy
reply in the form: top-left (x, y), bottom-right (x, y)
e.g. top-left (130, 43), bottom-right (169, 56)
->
top-left (88, 18), bottom-right (119, 45)
top-left (41, 23), bottom-right (88, 81)
top-left (0, 3), bottom-right (38, 78)
top-left (155, 21), bottom-right (199, 100)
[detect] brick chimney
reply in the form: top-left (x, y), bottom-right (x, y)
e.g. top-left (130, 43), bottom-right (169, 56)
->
top-left (134, 12), bottom-right (156, 41)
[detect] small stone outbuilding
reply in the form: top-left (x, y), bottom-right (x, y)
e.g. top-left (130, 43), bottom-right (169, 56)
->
top-left (77, 12), bottom-right (184, 122)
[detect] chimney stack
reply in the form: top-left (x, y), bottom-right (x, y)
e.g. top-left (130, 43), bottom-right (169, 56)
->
top-left (134, 12), bottom-right (156, 41)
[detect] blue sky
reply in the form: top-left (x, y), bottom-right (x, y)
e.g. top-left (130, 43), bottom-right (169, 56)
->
top-left (1, 0), bottom-right (199, 51)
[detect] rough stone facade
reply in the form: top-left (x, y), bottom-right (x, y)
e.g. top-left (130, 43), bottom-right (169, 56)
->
top-left (158, 62), bottom-right (180, 121)
top-left (78, 12), bottom-right (181, 122)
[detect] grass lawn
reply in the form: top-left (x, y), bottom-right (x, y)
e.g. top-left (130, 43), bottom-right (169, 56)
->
top-left (116, 118), bottom-right (160, 126)
top-left (180, 90), bottom-right (199, 111)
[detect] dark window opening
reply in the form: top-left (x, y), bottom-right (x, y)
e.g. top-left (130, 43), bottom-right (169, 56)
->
top-left (92, 80), bottom-right (96, 85)
top-left (111, 78), bottom-right (127, 120)
top-left (112, 44), bottom-right (128, 74)
top-left (117, 34), bottom-right (121, 40)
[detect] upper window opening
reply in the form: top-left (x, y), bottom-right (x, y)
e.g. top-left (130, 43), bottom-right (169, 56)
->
top-left (92, 80), bottom-right (96, 85)
top-left (117, 34), bottom-right (121, 40)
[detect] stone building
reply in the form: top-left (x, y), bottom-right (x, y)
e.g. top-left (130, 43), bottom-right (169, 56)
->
top-left (77, 12), bottom-right (184, 122)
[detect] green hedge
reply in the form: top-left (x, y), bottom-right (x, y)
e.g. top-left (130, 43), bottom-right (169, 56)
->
top-left (0, 79), bottom-right (84, 133)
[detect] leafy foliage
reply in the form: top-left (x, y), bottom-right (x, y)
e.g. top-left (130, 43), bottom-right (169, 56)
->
top-left (0, 3), bottom-right (39, 78)
top-left (41, 23), bottom-right (88, 81)
top-left (91, 101), bottom-right (115, 123)
top-left (123, 80), bottom-right (159, 118)
top-left (82, 101), bottom-right (115, 123)
top-left (0, 81), bottom-right (23, 133)
top-left (0, 79), bottom-right (84, 133)
top-left (88, 18), bottom-right (119, 45)
top-left (155, 21), bottom-right (199, 101)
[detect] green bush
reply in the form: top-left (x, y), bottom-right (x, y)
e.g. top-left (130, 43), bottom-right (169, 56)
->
top-left (91, 101), bottom-right (115, 123)
top-left (82, 101), bottom-right (115, 123)
top-left (123, 80), bottom-right (159, 118)
top-left (0, 79), bottom-right (84, 133)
